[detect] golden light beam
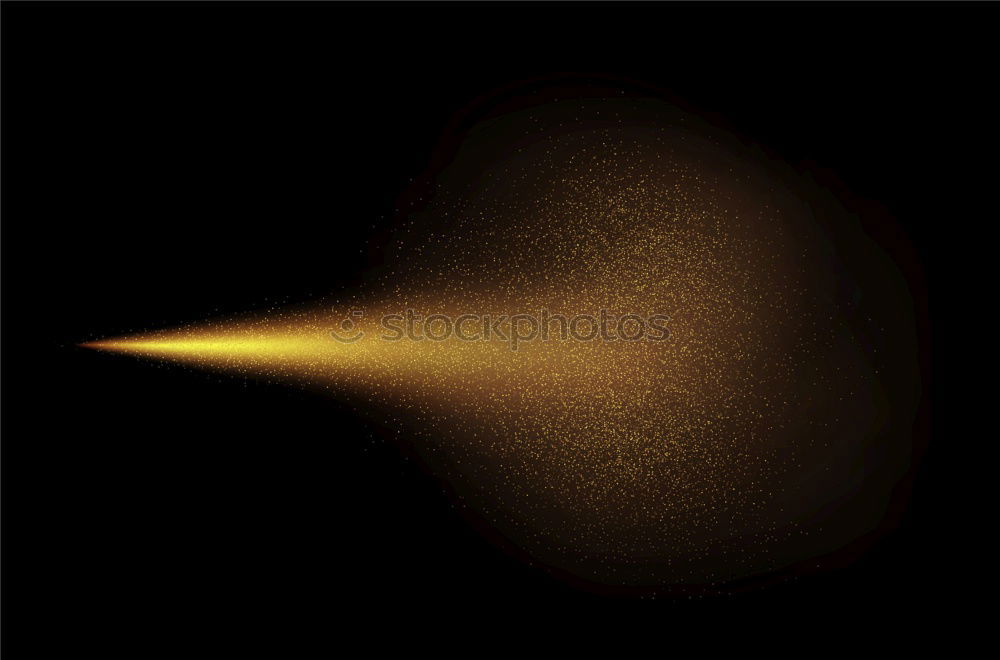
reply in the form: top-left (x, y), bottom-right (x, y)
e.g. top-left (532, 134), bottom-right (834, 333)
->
top-left (78, 106), bottom-right (911, 588)
top-left (82, 333), bottom-right (339, 361)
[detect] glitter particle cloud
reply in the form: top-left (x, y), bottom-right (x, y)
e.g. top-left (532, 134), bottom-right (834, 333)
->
top-left (85, 98), bottom-right (920, 588)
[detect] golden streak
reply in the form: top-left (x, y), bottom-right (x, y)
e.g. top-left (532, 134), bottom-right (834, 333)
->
top-left (81, 112), bottom-right (910, 587)
top-left (83, 335), bottom-right (337, 360)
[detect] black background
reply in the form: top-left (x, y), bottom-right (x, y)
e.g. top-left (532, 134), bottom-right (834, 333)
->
top-left (1, 0), bottom-right (975, 635)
